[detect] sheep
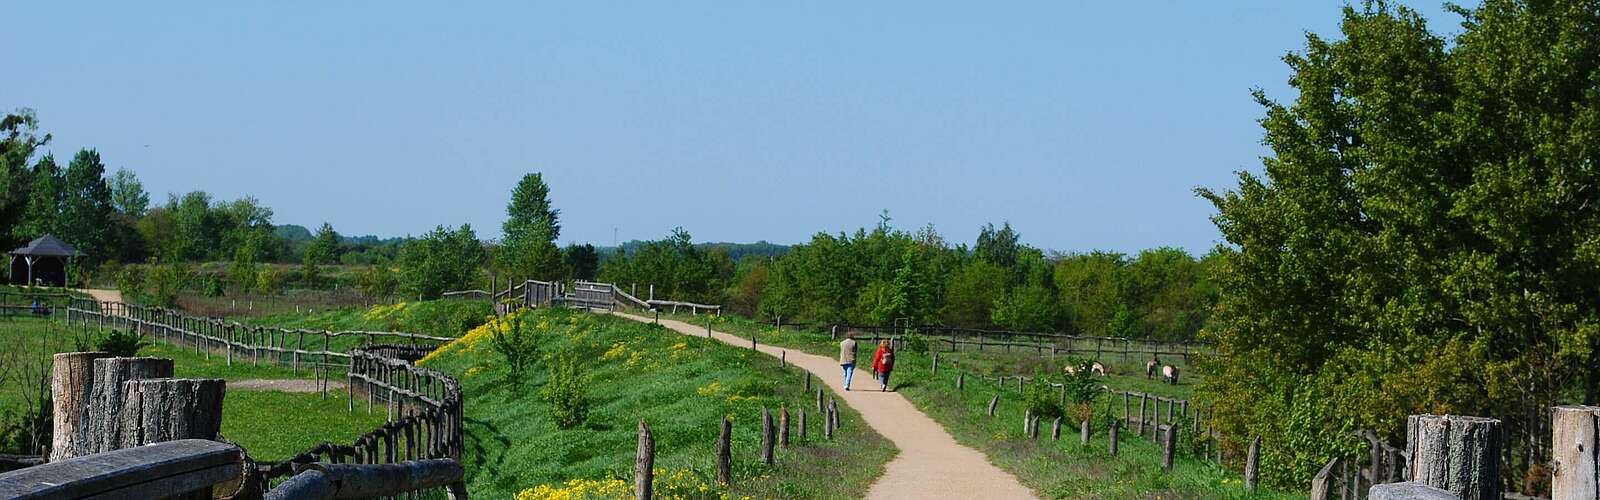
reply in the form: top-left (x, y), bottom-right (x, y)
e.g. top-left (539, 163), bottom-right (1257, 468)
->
top-left (1091, 360), bottom-right (1107, 377)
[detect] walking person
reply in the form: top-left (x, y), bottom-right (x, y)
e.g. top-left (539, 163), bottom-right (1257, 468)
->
top-left (839, 333), bottom-right (858, 390)
top-left (871, 340), bottom-right (896, 391)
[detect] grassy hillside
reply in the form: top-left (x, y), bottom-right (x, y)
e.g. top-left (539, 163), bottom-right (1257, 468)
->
top-left (419, 307), bottom-right (896, 499)
top-left (655, 311), bottom-right (1290, 498)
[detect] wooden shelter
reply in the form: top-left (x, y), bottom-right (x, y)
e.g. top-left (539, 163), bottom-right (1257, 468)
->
top-left (8, 235), bottom-right (83, 286)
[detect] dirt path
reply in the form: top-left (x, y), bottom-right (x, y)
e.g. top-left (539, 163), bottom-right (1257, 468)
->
top-left (78, 288), bottom-right (123, 304)
top-left (612, 311), bottom-right (1036, 500)
top-left (231, 378), bottom-right (347, 393)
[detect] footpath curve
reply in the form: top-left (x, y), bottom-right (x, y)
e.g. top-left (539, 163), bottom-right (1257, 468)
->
top-left (612, 311), bottom-right (1036, 500)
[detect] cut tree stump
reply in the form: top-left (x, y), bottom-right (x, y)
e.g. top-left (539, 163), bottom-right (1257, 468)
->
top-left (117, 378), bottom-right (225, 448)
top-left (89, 357), bottom-right (174, 454)
top-left (635, 421), bottom-right (653, 500)
top-left (1405, 414), bottom-right (1502, 500)
top-left (50, 352), bottom-right (110, 461)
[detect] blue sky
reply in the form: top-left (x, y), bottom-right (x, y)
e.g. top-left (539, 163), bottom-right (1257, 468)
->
top-left (5, 2), bottom-right (1464, 254)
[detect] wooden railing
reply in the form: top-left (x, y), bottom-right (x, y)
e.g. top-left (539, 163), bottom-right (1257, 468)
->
top-left (0, 439), bottom-right (243, 499)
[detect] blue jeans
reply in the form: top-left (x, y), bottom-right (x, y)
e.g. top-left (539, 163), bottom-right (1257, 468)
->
top-left (878, 370), bottom-right (892, 388)
top-left (841, 363), bottom-right (855, 388)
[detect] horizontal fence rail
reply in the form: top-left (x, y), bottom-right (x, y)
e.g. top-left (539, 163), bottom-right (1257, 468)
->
top-left (0, 439), bottom-right (243, 499)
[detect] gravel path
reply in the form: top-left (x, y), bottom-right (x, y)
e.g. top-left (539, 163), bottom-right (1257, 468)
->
top-left (79, 288), bottom-right (123, 304)
top-left (230, 378), bottom-right (346, 393)
top-left (612, 311), bottom-right (1037, 500)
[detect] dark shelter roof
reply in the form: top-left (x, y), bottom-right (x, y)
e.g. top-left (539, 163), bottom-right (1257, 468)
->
top-left (9, 235), bottom-right (84, 257)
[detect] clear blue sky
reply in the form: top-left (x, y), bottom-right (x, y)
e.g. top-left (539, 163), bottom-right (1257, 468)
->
top-left (5, 2), bottom-right (1464, 254)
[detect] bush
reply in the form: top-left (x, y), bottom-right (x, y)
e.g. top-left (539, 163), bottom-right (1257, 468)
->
top-left (407, 301), bottom-right (493, 338)
top-left (1058, 358), bottom-right (1102, 423)
top-left (116, 266), bottom-right (145, 303)
top-left (487, 310), bottom-right (542, 387)
top-left (97, 329), bottom-right (149, 357)
top-left (145, 261), bottom-right (189, 308)
top-left (203, 275), bottom-right (225, 298)
top-left (541, 352), bottom-right (590, 429)
top-left (1022, 371), bottom-right (1065, 421)
top-left (901, 332), bottom-right (929, 354)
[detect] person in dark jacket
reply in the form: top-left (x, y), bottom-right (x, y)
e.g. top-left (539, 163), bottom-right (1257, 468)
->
top-left (871, 340), bottom-right (896, 391)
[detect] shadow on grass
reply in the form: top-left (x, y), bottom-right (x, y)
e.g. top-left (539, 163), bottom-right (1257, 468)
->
top-left (465, 417), bottom-right (513, 482)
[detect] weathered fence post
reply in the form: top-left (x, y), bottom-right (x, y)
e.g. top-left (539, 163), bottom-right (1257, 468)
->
top-left (804, 372), bottom-right (811, 392)
top-left (824, 405), bottom-right (835, 440)
top-left (779, 405), bottom-right (790, 448)
top-left (1245, 435), bottom-right (1260, 491)
top-left (829, 398), bottom-right (840, 431)
top-left (1080, 419), bottom-right (1090, 445)
top-left (116, 378), bottom-right (225, 450)
top-left (1023, 409), bottom-right (1032, 435)
top-left (957, 371), bottom-right (965, 390)
top-left (931, 353), bottom-right (938, 376)
top-left (1139, 393), bottom-right (1149, 437)
top-left (816, 388), bottom-right (824, 413)
top-left (1311, 458), bottom-right (1338, 500)
top-left (760, 407), bottom-right (775, 465)
top-left (1405, 414), bottom-right (1502, 500)
top-left (1052, 417), bottom-right (1062, 440)
top-left (798, 408), bottom-right (807, 440)
top-left (987, 395), bottom-right (999, 417)
top-left (716, 417), bottom-right (732, 486)
top-left (1123, 391), bottom-right (1131, 429)
top-left (635, 421), bottom-right (654, 500)
top-left (1161, 425), bottom-right (1177, 471)
top-left (89, 357), bottom-right (175, 454)
top-left (1553, 405), bottom-right (1600, 498)
top-left (1109, 423), bottom-right (1120, 456)
top-left (50, 352), bottom-right (110, 461)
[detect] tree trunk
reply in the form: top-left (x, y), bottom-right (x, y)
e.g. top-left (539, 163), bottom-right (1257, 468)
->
top-left (117, 378), bottom-right (225, 448)
top-left (49, 352), bottom-right (109, 461)
top-left (635, 421), bottom-right (654, 500)
top-left (1406, 414), bottom-right (1502, 500)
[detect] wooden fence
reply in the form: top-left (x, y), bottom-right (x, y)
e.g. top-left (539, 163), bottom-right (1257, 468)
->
top-left (59, 300), bottom-right (466, 497)
top-left (0, 290), bottom-right (75, 317)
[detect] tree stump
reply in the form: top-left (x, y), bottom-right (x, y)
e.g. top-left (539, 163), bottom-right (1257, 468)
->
top-left (49, 352), bottom-right (109, 461)
top-left (1552, 405), bottom-right (1600, 499)
top-left (716, 417), bottom-right (732, 486)
top-left (117, 378), bottom-right (225, 448)
top-left (89, 357), bottom-right (174, 454)
top-left (1405, 414), bottom-right (1502, 500)
top-left (635, 421), bottom-right (654, 500)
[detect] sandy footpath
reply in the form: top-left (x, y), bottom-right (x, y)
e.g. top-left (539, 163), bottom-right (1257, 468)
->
top-left (611, 311), bottom-right (1036, 500)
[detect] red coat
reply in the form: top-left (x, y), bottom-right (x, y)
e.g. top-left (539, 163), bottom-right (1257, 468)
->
top-left (872, 347), bottom-right (895, 373)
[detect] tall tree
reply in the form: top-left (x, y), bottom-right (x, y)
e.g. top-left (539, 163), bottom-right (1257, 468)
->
top-left (15, 154), bottom-right (64, 241)
top-left (108, 168), bottom-right (148, 217)
top-left (1197, 1), bottom-right (1600, 489)
top-left (0, 109), bottom-right (50, 250)
top-left (59, 149), bottom-right (115, 261)
top-left (562, 243), bottom-right (599, 281)
top-left (499, 173), bottom-right (562, 279)
top-left (398, 224), bottom-right (485, 299)
top-left (973, 222), bottom-right (1022, 272)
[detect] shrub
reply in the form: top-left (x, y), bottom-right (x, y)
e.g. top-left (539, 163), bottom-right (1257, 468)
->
top-left (1058, 358), bottom-right (1102, 423)
top-left (145, 261), bottom-right (189, 308)
top-left (488, 310), bottom-right (542, 386)
top-left (541, 352), bottom-right (590, 429)
top-left (1022, 371), bottom-right (1065, 421)
top-left (901, 332), bottom-right (929, 354)
top-left (116, 266), bottom-right (145, 303)
top-left (203, 275), bottom-right (225, 298)
top-left (97, 329), bottom-right (149, 357)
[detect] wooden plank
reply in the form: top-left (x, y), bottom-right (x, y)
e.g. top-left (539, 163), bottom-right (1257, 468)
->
top-left (0, 439), bottom-right (240, 499)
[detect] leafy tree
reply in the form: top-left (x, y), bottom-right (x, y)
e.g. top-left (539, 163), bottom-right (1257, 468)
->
top-left (562, 243), bottom-right (598, 281)
top-left (301, 222), bottom-right (338, 284)
top-left (398, 224), bottom-right (485, 299)
top-left (974, 222), bottom-right (1022, 274)
top-left (356, 258), bottom-right (399, 301)
top-left (597, 227), bottom-right (721, 304)
top-left (498, 173), bottom-right (562, 280)
top-left (15, 154), bottom-right (63, 241)
top-left (0, 109), bottom-right (50, 250)
top-left (941, 261), bottom-right (1009, 327)
top-left (108, 168), bottom-right (148, 217)
top-left (1052, 252), bottom-right (1127, 335)
top-left (1197, 1), bottom-right (1600, 489)
top-left (991, 283), bottom-right (1060, 331)
top-left (59, 149), bottom-right (115, 262)
top-left (168, 191), bottom-right (216, 261)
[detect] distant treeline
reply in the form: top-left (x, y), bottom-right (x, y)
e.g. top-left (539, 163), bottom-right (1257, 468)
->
top-left (599, 218), bottom-right (1217, 341)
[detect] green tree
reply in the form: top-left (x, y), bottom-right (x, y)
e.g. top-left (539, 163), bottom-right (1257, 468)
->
top-left (59, 149), bottom-right (115, 262)
top-left (941, 261), bottom-right (1009, 327)
top-left (562, 243), bottom-right (598, 280)
top-left (0, 109), bottom-right (50, 250)
top-left (498, 173), bottom-right (562, 280)
top-left (15, 154), bottom-right (63, 241)
top-left (398, 224), bottom-right (485, 299)
top-left (974, 222), bottom-right (1022, 274)
top-left (1197, 1), bottom-right (1600, 488)
top-left (301, 222), bottom-right (338, 284)
top-left (1052, 252), bottom-right (1127, 336)
top-left (108, 168), bottom-right (148, 217)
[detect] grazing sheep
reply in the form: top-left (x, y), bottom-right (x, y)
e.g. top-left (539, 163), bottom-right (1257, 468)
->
top-left (1162, 365), bottom-right (1180, 385)
top-left (1091, 360), bottom-right (1107, 377)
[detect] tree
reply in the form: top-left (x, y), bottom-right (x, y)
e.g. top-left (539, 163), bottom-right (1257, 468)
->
top-left (562, 243), bottom-right (598, 281)
top-left (1197, 1), bottom-right (1600, 489)
top-left (59, 149), bottom-right (115, 262)
top-left (0, 109), bottom-right (50, 250)
top-left (108, 168), bottom-right (148, 217)
top-left (499, 173), bottom-right (562, 280)
top-left (974, 222), bottom-right (1022, 272)
top-left (301, 222), bottom-right (338, 283)
top-left (941, 261), bottom-right (1009, 327)
top-left (398, 224), bottom-right (485, 299)
top-left (15, 154), bottom-right (63, 241)
top-left (1052, 252), bottom-right (1127, 336)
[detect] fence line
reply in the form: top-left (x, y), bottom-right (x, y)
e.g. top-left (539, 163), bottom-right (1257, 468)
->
top-left (61, 299), bottom-right (465, 497)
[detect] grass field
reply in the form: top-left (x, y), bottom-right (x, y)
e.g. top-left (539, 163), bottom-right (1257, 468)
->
top-left (0, 316), bottom-right (386, 462)
top-left (656, 311), bottom-right (1286, 498)
top-left (418, 306), bottom-right (897, 499)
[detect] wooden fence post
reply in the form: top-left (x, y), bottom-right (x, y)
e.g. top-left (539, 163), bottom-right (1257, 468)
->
top-left (1023, 409), bottom-right (1032, 435)
top-left (1553, 405), bottom-right (1600, 498)
top-left (1080, 419), bottom-right (1091, 445)
top-left (1405, 414), bottom-right (1502, 500)
top-left (779, 405), bottom-right (790, 448)
top-left (987, 395), bottom-right (999, 417)
top-left (760, 407), bottom-right (774, 465)
top-left (1123, 392), bottom-right (1131, 429)
top-left (716, 417), bottom-right (732, 486)
top-left (1311, 458), bottom-right (1338, 500)
top-left (50, 352), bottom-right (110, 461)
top-left (1139, 393), bottom-right (1149, 438)
top-left (804, 372), bottom-right (811, 392)
top-left (931, 353), bottom-right (938, 376)
top-left (816, 389), bottom-right (824, 413)
top-left (1245, 436), bottom-right (1260, 491)
top-left (829, 399), bottom-right (840, 431)
top-left (635, 421), bottom-right (654, 500)
top-left (1052, 417), bottom-right (1062, 440)
top-left (1162, 425), bottom-right (1177, 471)
top-left (89, 357), bottom-right (175, 454)
top-left (798, 409), bottom-right (807, 440)
top-left (957, 372), bottom-right (965, 390)
top-left (117, 378), bottom-right (225, 449)
top-left (1109, 424), bottom-right (1120, 456)
top-left (824, 406), bottom-right (835, 440)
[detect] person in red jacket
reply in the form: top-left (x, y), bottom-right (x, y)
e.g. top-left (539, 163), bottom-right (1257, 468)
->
top-left (871, 340), bottom-right (896, 392)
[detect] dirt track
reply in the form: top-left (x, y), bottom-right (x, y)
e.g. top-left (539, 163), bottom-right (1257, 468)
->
top-left (612, 311), bottom-right (1036, 500)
